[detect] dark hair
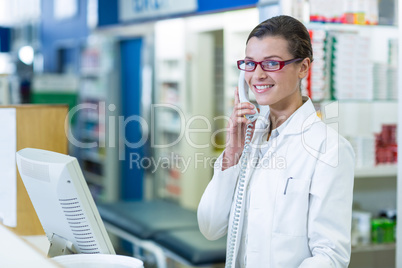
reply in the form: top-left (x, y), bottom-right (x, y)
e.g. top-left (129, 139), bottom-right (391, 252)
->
top-left (247, 15), bottom-right (313, 62)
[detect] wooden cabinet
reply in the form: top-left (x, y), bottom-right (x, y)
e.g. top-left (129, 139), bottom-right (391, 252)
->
top-left (1, 105), bottom-right (68, 235)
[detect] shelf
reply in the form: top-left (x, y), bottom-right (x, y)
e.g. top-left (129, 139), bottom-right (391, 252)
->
top-left (355, 165), bottom-right (397, 178)
top-left (306, 22), bottom-right (398, 32)
top-left (352, 243), bottom-right (395, 253)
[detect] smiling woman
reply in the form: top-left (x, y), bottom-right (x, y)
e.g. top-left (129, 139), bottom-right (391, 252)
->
top-left (198, 15), bottom-right (355, 268)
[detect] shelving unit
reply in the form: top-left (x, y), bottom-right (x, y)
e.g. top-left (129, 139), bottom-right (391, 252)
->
top-left (302, 19), bottom-right (398, 268)
top-left (76, 35), bottom-right (120, 203)
top-left (153, 19), bottom-right (187, 204)
top-left (152, 9), bottom-right (260, 210)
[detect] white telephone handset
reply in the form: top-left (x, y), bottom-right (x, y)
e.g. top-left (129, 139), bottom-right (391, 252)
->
top-left (238, 70), bottom-right (259, 122)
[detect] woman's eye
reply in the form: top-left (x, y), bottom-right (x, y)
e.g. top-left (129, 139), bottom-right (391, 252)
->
top-left (265, 61), bottom-right (279, 68)
top-left (245, 61), bottom-right (256, 68)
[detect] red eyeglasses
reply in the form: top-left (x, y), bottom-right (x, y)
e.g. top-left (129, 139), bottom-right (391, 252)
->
top-left (237, 58), bottom-right (302, 72)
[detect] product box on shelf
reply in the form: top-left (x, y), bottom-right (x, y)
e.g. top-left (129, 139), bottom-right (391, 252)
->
top-left (375, 124), bottom-right (397, 165)
top-left (309, 0), bottom-right (379, 25)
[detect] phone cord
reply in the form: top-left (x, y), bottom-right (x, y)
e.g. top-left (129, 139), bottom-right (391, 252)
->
top-left (225, 122), bottom-right (254, 268)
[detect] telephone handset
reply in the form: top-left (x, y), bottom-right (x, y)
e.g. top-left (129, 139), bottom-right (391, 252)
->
top-left (238, 70), bottom-right (259, 122)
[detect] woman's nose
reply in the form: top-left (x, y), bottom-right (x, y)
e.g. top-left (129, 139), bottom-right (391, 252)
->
top-left (253, 64), bottom-right (268, 80)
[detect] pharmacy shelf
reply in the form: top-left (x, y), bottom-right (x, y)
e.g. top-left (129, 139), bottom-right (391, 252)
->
top-left (76, 36), bottom-right (120, 203)
top-left (352, 243), bottom-right (395, 253)
top-left (354, 165), bottom-right (397, 179)
top-left (306, 22), bottom-right (398, 32)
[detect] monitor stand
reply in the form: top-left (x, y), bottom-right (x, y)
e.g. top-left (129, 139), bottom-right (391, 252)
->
top-left (48, 233), bottom-right (76, 257)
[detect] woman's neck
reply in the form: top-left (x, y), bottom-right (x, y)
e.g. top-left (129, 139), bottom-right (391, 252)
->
top-left (269, 93), bottom-right (303, 130)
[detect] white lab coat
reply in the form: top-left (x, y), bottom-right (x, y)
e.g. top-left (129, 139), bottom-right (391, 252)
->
top-left (198, 97), bottom-right (355, 268)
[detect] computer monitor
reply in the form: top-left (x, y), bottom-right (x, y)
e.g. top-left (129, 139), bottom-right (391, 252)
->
top-left (16, 148), bottom-right (115, 257)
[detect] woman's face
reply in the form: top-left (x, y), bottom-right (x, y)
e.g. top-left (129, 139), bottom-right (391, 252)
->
top-left (244, 36), bottom-right (309, 108)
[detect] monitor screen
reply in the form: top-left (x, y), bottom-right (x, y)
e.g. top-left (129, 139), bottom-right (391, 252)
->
top-left (16, 148), bottom-right (115, 256)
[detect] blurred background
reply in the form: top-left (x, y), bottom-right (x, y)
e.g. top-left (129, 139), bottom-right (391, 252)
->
top-left (0, 0), bottom-right (400, 267)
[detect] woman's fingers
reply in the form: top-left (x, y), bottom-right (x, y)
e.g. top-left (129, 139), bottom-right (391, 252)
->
top-left (234, 87), bottom-right (240, 105)
top-left (236, 116), bottom-right (250, 125)
top-left (234, 88), bottom-right (255, 118)
top-left (235, 102), bottom-right (254, 109)
top-left (228, 87), bottom-right (257, 139)
top-left (235, 104), bottom-right (256, 118)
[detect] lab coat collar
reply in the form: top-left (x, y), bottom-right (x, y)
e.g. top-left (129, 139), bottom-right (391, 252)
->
top-left (281, 96), bottom-right (319, 136)
top-left (255, 96), bottom-right (319, 137)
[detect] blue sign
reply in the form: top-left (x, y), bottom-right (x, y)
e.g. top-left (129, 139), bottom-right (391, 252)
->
top-left (119, 0), bottom-right (197, 21)
top-left (98, 0), bottom-right (258, 26)
top-left (197, 0), bottom-right (258, 13)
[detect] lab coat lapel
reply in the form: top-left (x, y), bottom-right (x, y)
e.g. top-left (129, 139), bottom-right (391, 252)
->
top-left (249, 114), bottom-right (270, 168)
top-left (280, 96), bottom-right (319, 137)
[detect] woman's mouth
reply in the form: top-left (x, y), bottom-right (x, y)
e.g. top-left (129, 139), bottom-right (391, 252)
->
top-left (254, 84), bottom-right (274, 93)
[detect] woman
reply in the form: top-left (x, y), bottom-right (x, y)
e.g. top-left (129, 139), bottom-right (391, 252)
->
top-left (197, 15), bottom-right (355, 268)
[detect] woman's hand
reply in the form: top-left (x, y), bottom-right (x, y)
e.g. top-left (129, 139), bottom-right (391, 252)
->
top-left (222, 88), bottom-right (256, 170)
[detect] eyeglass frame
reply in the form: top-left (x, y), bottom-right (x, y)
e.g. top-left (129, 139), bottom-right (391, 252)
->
top-left (237, 58), bottom-right (303, 72)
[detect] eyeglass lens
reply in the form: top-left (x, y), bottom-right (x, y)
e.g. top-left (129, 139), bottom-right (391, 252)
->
top-left (240, 60), bottom-right (280, 71)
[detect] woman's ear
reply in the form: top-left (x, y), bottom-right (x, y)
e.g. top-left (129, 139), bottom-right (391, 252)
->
top-left (298, 58), bottom-right (311, 79)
